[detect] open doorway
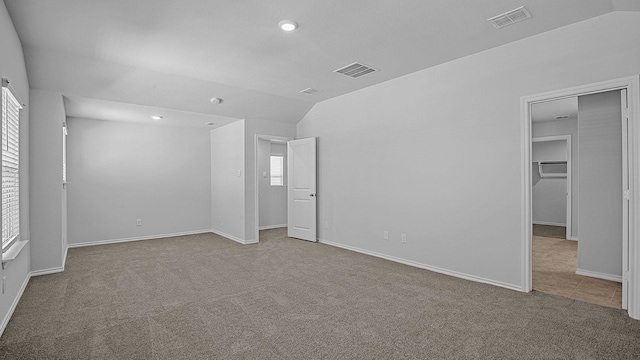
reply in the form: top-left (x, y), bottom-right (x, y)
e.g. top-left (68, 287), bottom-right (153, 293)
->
top-left (530, 95), bottom-right (624, 308)
top-left (521, 76), bottom-right (639, 319)
top-left (254, 135), bottom-right (293, 242)
top-left (531, 134), bottom-right (572, 240)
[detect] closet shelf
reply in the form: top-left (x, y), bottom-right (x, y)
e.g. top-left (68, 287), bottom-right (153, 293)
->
top-left (534, 160), bottom-right (567, 178)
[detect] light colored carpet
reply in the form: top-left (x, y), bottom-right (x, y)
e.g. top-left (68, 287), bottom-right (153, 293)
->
top-left (1, 228), bottom-right (639, 359)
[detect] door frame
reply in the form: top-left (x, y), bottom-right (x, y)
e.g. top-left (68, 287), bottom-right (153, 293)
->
top-left (520, 75), bottom-right (640, 319)
top-left (254, 134), bottom-right (294, 243)
top-left (531, 135), bottom-right (572, 240)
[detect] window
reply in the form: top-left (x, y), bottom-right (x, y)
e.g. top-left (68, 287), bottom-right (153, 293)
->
top-left (1, 81), bottom-right (22, 252)
top-left (62, 123), bottom-right (67, 183)
top-left (270, 155), bottom-right (284, 186)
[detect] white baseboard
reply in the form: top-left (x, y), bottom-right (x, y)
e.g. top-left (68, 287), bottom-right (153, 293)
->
top-left (259, 224), bottom-right (287, 230)
top-left (62, 245), bottom-right (68, 268)
top-left (0, 272), bottom-right (31, 337)
top-left (67, 229), bottom-right (212, 248)
top-left (211, 229), bottom-right (258, 245)
top-left (533, 221), bottom-right (566, 227)
top-left (30, 266), bottom-right (64, 277)
top-left (576, 268), bottom-right (622, 283)
top-left (569, 236), bottom-right (579, 241)
top-left (317, 239), bottom-right (521, 292)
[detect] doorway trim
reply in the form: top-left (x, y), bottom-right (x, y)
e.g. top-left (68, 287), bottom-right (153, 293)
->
top-left (254, 134), bottom-right (294, 243)
top-left (520, 75), bottom-right (640, 319)
top-left (532, 135), bottom-right (572, 241)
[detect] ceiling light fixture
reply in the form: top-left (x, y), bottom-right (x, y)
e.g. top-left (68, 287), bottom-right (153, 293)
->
top-left (278, 20), bottom-right (298, 32)
top-left (555, 115), bottom-right (571, 120)
top-left (206, 122), bottom-right (216, 126)
top-left (151, 115), bottom-right (163, 120)
top-left (210, 97), bottom-right (223, 105)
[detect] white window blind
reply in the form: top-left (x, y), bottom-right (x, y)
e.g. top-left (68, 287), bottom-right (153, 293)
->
top-left (62, 123), bottom-right (67, 183)
top-left (270, 155), bottom-right (284, 186)
top-left (2, 82), bottom-right (21, 251)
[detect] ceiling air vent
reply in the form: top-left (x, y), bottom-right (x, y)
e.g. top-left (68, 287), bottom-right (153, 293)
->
top-left (487, 6), bottom-right (531, 28)
top-left (334, 62), bottom-right (378, 79)
top-left (300, 88), bottom-right (320, 95)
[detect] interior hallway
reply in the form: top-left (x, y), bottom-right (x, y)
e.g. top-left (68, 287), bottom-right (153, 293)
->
top-left (532, 229), bottom-right (622, 309)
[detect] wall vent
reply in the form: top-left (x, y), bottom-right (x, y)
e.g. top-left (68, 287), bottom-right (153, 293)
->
top-left (300, 88), bottom-right (320, 95)
top-left (334, 62), bottom-right (378, 79)
top-left (487, 6), bottom-right (531, 28)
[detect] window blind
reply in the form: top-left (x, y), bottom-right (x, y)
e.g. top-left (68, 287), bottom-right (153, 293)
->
top-left (270, 155), bottom-right (284, 186)
top-left (2, 83), bottom-right (21, 251)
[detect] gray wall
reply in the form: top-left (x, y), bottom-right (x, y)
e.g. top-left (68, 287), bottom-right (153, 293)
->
top-left (29, 89), bottom-right (65, 272)
top-left (577, 90), bottom-right (622, 277)
top-left (532, 140), bottom-right (568, 227)
top-left (532, 119), bottom-right (578, 237)
top-left (0, 0), bottom-right (31, 335)
top-left (296, 11), bottom-right (640, 288)
top-left (66, 118), bottom-right (211, 245)
top-left (258, 140), bottom-right (287, 228)
top-left (211, 120), bottom-right (246, 240)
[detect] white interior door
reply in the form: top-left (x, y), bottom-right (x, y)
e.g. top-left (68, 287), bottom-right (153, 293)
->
top-left (287, 137), bottom-right (316, 241)
top-left (622, 89), bottom-right (630, 310)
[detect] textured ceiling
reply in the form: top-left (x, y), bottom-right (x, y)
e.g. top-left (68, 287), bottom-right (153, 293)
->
top-left (5, 0), bottom-right (637, 126)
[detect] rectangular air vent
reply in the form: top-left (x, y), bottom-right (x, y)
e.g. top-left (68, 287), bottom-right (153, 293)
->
top-left (487, 6), bottom-right (531, 28)
top-left (334, 62), bottom-right (378, 79)
top-left (300, 88), bottom-right (320, 95)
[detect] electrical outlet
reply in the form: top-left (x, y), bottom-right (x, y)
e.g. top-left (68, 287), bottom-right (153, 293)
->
top-left (237, 170), bottom-right (242, 177)
top-left (136, 219), bottom-right (142, 227)
top-left (401, 233), bottom-right (407, 243)
top-left (383, 231), bottom-right (389, 240)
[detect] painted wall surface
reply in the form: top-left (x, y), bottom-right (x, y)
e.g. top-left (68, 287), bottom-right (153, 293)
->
top-left (532, 141), bottom-right (568, 227)
top-left (211, 120), bottom-right (246, 240)
top-left (29, 89), bottom-right (65, 272)
top-left (66, 118), bottom-right (211, 245)
top-left (244, 119), bottom-right (295, 241)
top-left (0, 0), bottom-right (31, 335)
top-left (296, 11), bottom-right (640, 289)
top-left (578, 90), bottom-right (622, 277)
top-left (258, 140), bottom-right (287, 228)
top-left (533, 119), bottom-right (578, 237)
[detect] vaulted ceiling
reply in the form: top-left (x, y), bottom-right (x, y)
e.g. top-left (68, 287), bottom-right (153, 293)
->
top-left (5, 0), bottom-right (639, 128)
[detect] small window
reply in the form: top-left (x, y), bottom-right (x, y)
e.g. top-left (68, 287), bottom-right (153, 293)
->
top-left (270, 155), bottom-right (284, 186)
top-left (1, 82), bottom-right (22, 252)
top-left (62, 123), bottom-right (67, 183)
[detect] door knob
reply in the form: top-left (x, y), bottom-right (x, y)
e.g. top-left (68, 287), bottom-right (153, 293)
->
top-left (310, 194), bottom-right (316, 197)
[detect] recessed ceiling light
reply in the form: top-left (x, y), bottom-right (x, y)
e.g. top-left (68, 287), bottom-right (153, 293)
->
top-left (210, 97), bottom-right (223, 105)
top-left (151, 115), bottom-right (163, 120)
top-left (278, 20), bottom-right (298, 32)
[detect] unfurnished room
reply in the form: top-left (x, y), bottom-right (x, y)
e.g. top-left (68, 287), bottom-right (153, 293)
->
top-left (1, 1), bottom-right (640, 359)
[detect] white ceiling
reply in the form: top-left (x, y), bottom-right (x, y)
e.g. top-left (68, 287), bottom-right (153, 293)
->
top-left (5, 0), bottom-right (639, 126)
top-left (531, 97), bottom-right (578, 123)
top-left (63, 97), bottom-right (239, 130)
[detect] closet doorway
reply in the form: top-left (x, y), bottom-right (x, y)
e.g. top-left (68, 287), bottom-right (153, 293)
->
top-left (531, 135), bottom-right (572, 240)
top-left (521, 76), bottom-right (639, 319)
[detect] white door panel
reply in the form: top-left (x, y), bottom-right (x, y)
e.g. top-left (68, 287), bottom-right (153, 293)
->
top-left (288, 137), bottom-right (316, 241)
